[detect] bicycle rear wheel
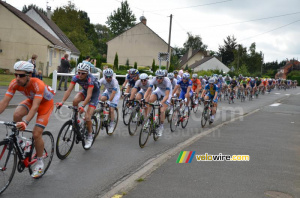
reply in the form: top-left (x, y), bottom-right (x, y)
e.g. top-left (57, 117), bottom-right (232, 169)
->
top-left (106, 108), bottom-right (119, 135)
top-left (128, 109), bottom-right (139, 136)
top-left (193, 102), bottom-right (199, 113)
top-left (93, 109), bottom-right (102, 138)
top-left (139, 116), bottom-right (151, 148)
top-left (81, 116), bottom-right (98, 150)
top-left (201, 108), bottom-right (208, 128)
top-left (170, 108), bottom-right (180, 132)
top-left (29, 131), bottom-right (54, 179)
top-left (122, 102), bottom-right (132, 126)
top-left (0, 141), bottom-right (17, 194)
top-left (56, 120), bottom-right (75, 160)
top-left (181, 107), bottom-right (190, 128)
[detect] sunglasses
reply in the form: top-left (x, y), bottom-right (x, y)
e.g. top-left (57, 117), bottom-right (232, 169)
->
top-left (156, 77), bottom-right (163, 80)
top-left (14, 73), bottom-right (27, 78)
top-left (78, 72), bottom-right (87, 75)
top-left (192, 77), bottom-right (197, 79)
top-left (141, 79), bottom-right (147, 82)
top-left (183, 78), bottom-right (189, 80)
top-left (105, 76), bottom-right (112, 79)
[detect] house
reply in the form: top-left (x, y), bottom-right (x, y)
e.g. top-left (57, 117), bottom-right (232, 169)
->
top-left (25, 7), bottom-right (80, 62)
top-left (0, 1), bottom-right (70, 76)
top-left (106, 16), bottom-right (171, 67)
top-left (189, 56), bottom-right (230, 73)
top-left (275, 59), bottom-right (300, 79)
top-left (179, 48), bottom-right (207, 69)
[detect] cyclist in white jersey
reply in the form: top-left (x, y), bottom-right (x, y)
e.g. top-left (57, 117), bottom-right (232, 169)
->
top-left (144, 70), bottom-right (172, 136)
top-left (98, 68), bottom-right (120, 134)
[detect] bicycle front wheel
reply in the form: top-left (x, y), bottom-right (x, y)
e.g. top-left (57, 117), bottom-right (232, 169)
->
top-left (170, 108), bottom-right (179, 132)
top-left (82, 116), bottom-right (98, 150)
top-left (56, 120), bottom-right (75, 160)
top-left (106, 108), bottom-right (119, 135)
top-left (0, 141), bottom-right (17, 194)
top-left (181, 107), bottom-right (190, 128)
top-left (128, 109), bottom-right (139, 136)
top-left (139, 116), bottom-right (151, 148)
top-left (29, 131), bottom-right (54, 179)
top-left (201, 108), bottom-right (208, 128)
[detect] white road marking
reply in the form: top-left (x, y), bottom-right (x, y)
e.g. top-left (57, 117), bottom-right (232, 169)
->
top-left (285, 94), bottom-right (290, 96)
top-left (269, 103), bottom-right (281, 107)
top-left (274, 93), bottom-right (281, 95)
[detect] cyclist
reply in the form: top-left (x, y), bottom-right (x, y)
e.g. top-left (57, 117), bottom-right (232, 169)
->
top-left (143, 70), bottom-right (172, 136)
top-left (0, 61), bottom-right (55, 178)
top-left (230, 76), bottom-right (238, 97)
top-left (163, 69), bottom-right (168, 77)
top-left (129, 73), bottom-right (150, 101)
top-left (249, 78), bottom-right (256, 98)
top-left (167, 73), bottom-right (177, 92)
top-left (98, 68), bottom-right (120, 134)
top-left (199, 76), bottom-right (206, 89)
top-left (172, 73), bottom-right (193, 116)
top-left (178, 70), bottom-right (183, 81)
top-left (191, 74), bottom-right (201, 104)
top-left (200, 78), bottom-right (219, 123)
top-left (240, 77), bottom-right (248, 97)
top-left (173, 70), bottom-right (179, 80)
top-left (122, 68), bottom-right (139, 95)
top-left (56, 63), bottom-right (100, 149)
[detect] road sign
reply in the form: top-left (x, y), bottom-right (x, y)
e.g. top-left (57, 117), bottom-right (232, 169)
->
top-left (158, 52), bottom-right (169, 61)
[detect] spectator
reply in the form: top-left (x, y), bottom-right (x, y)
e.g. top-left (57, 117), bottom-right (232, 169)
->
top-left (58, 54), bottom-right (71, 91)
top-left (28, 54), bottom-right (38, 77)
top-left (36, 70), bottom-right (43, 80)
top-left (82, 56), bottom-right (95, 72)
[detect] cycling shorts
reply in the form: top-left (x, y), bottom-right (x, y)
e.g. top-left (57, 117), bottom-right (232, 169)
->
top-left (101, 89), bottom-right (120, 108)
top-left (152, 87), bottom-right (171, 105)
top-left (19, 99), bottom-right (54, 129)
top-left (179, 90), bottom-right (193, 100)
top-left (80, 88), bottom-right (100, 108)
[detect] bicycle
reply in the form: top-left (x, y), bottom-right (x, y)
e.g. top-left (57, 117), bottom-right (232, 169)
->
top-left (55, 105), bottom-right (98, 160)
top-left (93, 101), bottom-right (119, 136)
top-left (0, 121), bottom-right (54, 194)
top-left (170, 98), bottom-right (191, 132)
top-left (190, 92), bottom-right (200, 113)
top-left (201, 99), bottom-right (214, 128)
top-left (122, 93), bottom-right (132, 126)
top-left (228, 90), bottom-right (235, 104)
top-left (139, 102), bottom-right (161, 148)
top-left (128, 100), bottom-right (145, 136)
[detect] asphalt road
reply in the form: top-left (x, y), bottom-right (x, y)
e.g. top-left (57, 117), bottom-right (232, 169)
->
top-left (0, 87), bottom-right (299, 198)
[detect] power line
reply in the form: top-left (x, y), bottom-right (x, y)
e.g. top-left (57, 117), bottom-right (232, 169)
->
top-left (238, 19), bottom-right (300, 42)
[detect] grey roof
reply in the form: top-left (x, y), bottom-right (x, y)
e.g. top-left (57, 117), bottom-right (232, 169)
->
top-left (0, 1), bottom-right (69, 50)
top-left (179, 49), bottom-right (207, 67)
top-left (189, 57), bottom-right (214, 69)
top-left (32, 8), bottom-right (80, 55)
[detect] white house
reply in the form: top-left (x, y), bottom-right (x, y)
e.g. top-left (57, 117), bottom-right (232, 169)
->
top-left (189, 57), bottom-right (230, 73)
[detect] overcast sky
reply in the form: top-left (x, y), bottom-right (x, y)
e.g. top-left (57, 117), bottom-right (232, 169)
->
top-left (6, 0), bottom-right (300, 62)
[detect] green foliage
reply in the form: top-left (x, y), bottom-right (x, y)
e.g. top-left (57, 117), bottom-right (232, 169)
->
top-left (238, 64), bottom-right (250, 76)
top-left (52, 2), bottom-right (99, 56)
top-left (287, 70), bottom-right (300, 79)
top-left (119, 65), bottom-right (129, 70)
top-left (184, 65), bottom-right (188, 71)
top-left (169, 63), bottom-right (174, 72)
top-left (218, 35), bottom-right (237, 66)
top-left (265, 69), bottom-right (276, 78)
top-left (106, 0), bottom-right (136, 36)
top-left (134, 62), bottom-right (137, 69)
top-left (170, 54), bottom-right (179, 70)
top-left (94, 24), bottom-right (112, 55)
top-left (183, 32), bottom-right (207, 52)
top-left (152, 59), bottom-right (156, 72)
top-left (78, 54), bottom-right (83, 65)
top-left (0, 69), bottom-right (6, 74)
top-left (114, 53), bottom-right (119, 70)
top-left (138, 66), bottom-right (150, 70)
top-left (126, 58), bottom-right (130, 70)
top-left (70, 60), bottom-right (76, 68)
top-left (22, 4), bottom-right (46, 15)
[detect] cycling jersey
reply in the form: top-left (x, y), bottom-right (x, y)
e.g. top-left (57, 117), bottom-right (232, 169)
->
top-left (171, 79), bottom-right (177, 90)
top-left (250, 80), bottom-right (256, 87)
top-left (191, 79), bottom-right (201, 92)
top-left (230, 80), bottom-right (237, 88)
top-left (126, 74), bottom-right (138, 87)
top-left (134, 79), bottom-right (149, 92)
top-left (204, 84), bottom-right (219, 96)
top-left (99, 77), bottom-right (119, 93)
top-left (177, 79), bottom-right (192, 93)
top-left (241, 80), bottom-right (247, 85)
top-left (71, 74), bottom-right (100, 91)
top-left (150, 77), bottom-right (172, 91)
top-left (256, 80), bottom-right (261, 86)
top-left (225, 77), bottom-right (231, 85)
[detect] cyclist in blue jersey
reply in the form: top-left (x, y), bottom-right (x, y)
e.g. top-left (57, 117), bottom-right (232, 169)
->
top-left (200, 78), bottom-right (219, 123)
top-left (249, 78), bottom-right (256, 98)
top-left (122, 68), bottom-right (139, 95)
top-left (172, 73), bottom-right (193, 116)
top-left (56, 63), bottom-right (100, 149)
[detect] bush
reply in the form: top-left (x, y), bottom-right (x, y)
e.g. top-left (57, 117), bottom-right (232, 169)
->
top-left (114, 53), bottom-right (118, 70)
top-left (152, 59), bottom-right (156, 73)
top-left (138, 66), bottom-right (150, 70)
top-left (70, 60), bottom-right (76, 68)
top-left (101, 63), bottom-right (113, 69)
top-left (118, 65), bottom-right (127, 70)
top-left (134, 62), bottom-right (137, 69)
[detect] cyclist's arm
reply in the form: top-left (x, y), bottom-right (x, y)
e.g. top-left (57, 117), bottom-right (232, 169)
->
top-left (196, 84), bottom-right (201, 95)
top-left (201, 89), bottom-right (207, 98)
top-left (161, 90), bottom-right (170, 104)
top-left (122, 79), bottom-right (128, 88)
top-left (172, 85), bottom-right (179, 95)
top-left (109, 90), bottom-right (117, 102)
top-left (129, 88), bottom-right (138, 100)
top-left (24, 97), bottom-right (42, 123)
top-left (81, 86), bottom-right (93, 107)
top-left (61, 83), bottom-right (75, 103)
top-left (0, 95), bottom-right (12, 114)
top-left (185, 86), bottom-right (191, 98)
top-left (144, 87), bottom-right (152, 99)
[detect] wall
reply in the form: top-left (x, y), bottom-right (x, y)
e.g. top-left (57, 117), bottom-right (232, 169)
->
top-left (107, 23), bottom-right (169, 67)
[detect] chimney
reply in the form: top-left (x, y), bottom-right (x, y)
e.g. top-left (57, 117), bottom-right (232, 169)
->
top-left (188, 47), bottom-right (192, 59)
top-left (47, 6), bottom-right (52, 20)
top-left (140, 16), bottom-right (147, 25)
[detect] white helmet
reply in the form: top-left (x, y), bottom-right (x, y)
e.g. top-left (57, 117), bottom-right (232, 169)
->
top-left (182, 73), bottom-right (190, 79)
top-left (103, 68), bottom-right (114, 77)
top-left (140, 73), bottom-right (148, 80)
top-left (208, 78), bottom-right (215, 84)
top-left (77, 63), bottom-right (90, 72)
top-left (14, 61), bottom-right (34, 73)
top-left (167, 73), bottom-right (174, 79)
top-left (155, 69), bottom-right (165, 77)
top-left (192, 74), bottom-right (198, 78)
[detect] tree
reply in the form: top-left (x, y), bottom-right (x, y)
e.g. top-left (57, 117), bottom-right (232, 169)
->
top-left (114, 53), bottom-right (118, 70)
top-left (218, 35), bottom-right (237, 66)
top-left (134, 62), bottom-right (137, 69)
top-left (126, 58), bottom-right (130, 70)
top-left (106, 0), bottom-right (136, 36)
top-left (94, 24), bottom-right (112, 55)
top-left (183, 32), bottom-right (207, 52)
top-left (152, 59), bottom-right (156, 72)
top-left (22, 4), bottom-right (46, 15)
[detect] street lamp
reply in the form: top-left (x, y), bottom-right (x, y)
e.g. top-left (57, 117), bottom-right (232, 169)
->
top-left (236, 45), bottom-right (239, 72)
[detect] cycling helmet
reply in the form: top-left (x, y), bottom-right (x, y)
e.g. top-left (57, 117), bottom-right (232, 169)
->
top-left (192, 74), bottom-right (198, 78)
top-left (155, 69), bottom-right (165, 77)
top-left (208, 78), bottom-right (215, 84)
top-left (103, 68), bottom-right (114, 77)
top-left (173, 70), bottom-right (178, 74)
top-left (14, 61), bottom-right (34, 73)
top-left (167, 73), bottom-right (174, 79)
top-left (226, 74), bottom-right (230, 77)
top-left (77, 63), bottom-right (90, 72)
top-left (213, 74), bottom-right (218, 78)
top-left (179, 70), bottom-right (183, 76)
top-left (239, 74), bottom-right (243, 77)
top-left (199, 76), bottom-right (203, 79)
top-left (129, 68), bottom-right (139, 75)
top-left (203, 75), bottom-right (207, 78)
top-left (219, 75), bottom-right (222, 78)
top-left (163, 69), bottom-right (168, 77)
top-left (182, 73), bottom-right (190, 79)
top-left (140, 73), bottom-right (148, 80)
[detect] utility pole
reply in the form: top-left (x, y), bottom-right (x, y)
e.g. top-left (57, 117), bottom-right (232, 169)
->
top-left (261, 54), bottom-right (264, 76)
top-left (166, 14), bottom-right (173, 71)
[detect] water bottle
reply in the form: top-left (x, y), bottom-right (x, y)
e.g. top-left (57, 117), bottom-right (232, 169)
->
top-left (103, 108), bottom-right (109, 121)
top-left (24, 139), bottom-right (32, 153)
top-left (17, 136), bottom-right (26, 150)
